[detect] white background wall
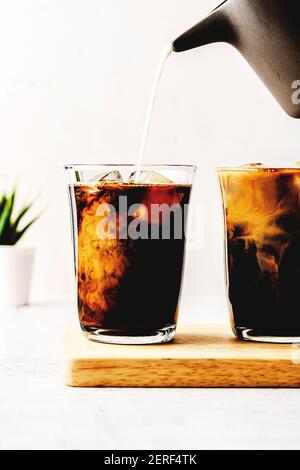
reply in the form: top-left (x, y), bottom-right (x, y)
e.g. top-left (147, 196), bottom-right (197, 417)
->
top-left (0, 0), bottom-right (299, 317)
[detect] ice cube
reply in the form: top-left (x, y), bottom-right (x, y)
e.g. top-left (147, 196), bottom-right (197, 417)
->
top-left (90, 171), bottom-right (123, 184)
top-left (128, 170), bottom-right (173, 184)
top-left (240, 163), bottom-right (265, 168)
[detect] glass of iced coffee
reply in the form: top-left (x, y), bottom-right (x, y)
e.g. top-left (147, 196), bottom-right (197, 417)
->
top-left (65, 164), bottom-right (195, 344)
top-left (218, 164), bottom-right (300, 343)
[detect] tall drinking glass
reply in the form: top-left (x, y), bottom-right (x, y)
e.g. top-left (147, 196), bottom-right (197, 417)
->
top-left (65, 164), bottom-right (195, 344)
top-left (218, 165), bottom-right (300, 343)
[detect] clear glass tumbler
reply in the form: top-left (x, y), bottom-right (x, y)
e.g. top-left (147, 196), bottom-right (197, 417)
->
top-left (218, 165), bottom-right (300, 343)
top-left (65, 164), bottom-right (195, 344)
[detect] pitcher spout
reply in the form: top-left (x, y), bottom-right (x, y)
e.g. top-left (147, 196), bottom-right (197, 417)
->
top-left (172, 2), bottom-right (233, 53)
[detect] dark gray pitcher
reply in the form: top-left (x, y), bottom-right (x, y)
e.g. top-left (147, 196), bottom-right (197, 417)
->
top-left (173, 0), bottom-right (300, 118)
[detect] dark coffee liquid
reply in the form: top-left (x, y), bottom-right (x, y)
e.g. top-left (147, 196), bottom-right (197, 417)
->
top-left (71, 183), bottom-right (191, 335)
top-left (219, 168), bottom-right (300, 338)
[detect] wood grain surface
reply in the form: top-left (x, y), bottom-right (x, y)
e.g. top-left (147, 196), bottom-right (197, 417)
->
top-left (64, 324), bottom-right (300, 388)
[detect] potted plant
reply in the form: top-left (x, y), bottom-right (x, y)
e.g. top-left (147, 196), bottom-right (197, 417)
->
top-left (0, 188), bottom-right (39, 307)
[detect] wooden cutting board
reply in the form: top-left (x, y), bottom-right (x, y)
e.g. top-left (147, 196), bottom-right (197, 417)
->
top-left (63, 324), bottom-right (300, 388)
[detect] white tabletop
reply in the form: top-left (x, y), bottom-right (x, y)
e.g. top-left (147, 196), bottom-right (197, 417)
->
top-left (1, 301), bottom-right (300, 450)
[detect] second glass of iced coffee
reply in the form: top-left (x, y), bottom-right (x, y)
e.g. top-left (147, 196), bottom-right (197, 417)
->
top-left (218, 164), bottom-right (300, 343)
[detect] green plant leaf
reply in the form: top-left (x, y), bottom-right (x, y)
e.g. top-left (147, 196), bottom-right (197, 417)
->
top-left (0, 194), bottom-right (7, 215)
top-left (75, 171), bottom-right (82, 182)
top-left (0, 189), bottom-right (15, 242)
top-left (11, 204), bottom-right (32, 234)
top-left (0, 188), bottom-right (40, 245)
top-left (13, 216), bottom-right (39, 245)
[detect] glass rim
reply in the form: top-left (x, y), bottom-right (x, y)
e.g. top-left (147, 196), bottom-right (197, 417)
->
top-left (65, 163), bottom-right (197, 171)
top-left (216, 165), bottom-right (300, 172)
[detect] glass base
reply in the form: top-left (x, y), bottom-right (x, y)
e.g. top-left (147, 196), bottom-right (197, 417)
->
top-left (237, 328), bottom-right (300, 344)
top-left (80, 324), bottom-right (176, 345)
